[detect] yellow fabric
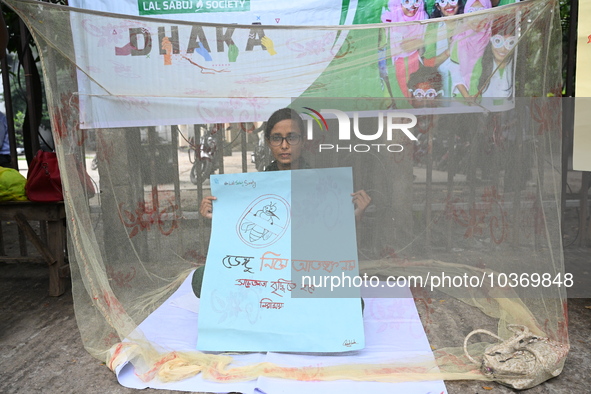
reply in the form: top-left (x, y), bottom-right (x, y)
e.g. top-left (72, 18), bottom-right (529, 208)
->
top-left (0, 166), bottom-right (28, 201)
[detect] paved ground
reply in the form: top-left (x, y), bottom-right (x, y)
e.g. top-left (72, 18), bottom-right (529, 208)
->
top-left (1, 152), bottom-right (590, 393)
top-left (0, 244), bottom-right (589, 394)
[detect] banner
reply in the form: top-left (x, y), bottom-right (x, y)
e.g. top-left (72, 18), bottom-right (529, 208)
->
top-left (66, 0), bottom-right (522, 128)
top-left (69, 0), bottom-right (357, 25)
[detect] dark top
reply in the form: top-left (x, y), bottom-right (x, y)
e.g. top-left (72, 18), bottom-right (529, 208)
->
top-left (265, 161), bottom-right (280, 171)
top-left (265, 159), bottom-right (308, 171)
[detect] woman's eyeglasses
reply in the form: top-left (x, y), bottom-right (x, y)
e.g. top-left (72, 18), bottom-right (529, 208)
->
top-left (410, 88), bottom-right (443, 99)
top-left (401, 0), bottom-right (422, 10)
top-left (269, 133), bottom-right (302, 146)
top-left (465, 6), bottom-right (485, 13)
top-left (490, 35), bottom-right (517, 50)
top-left (437, 0), bottom-right (458, 7)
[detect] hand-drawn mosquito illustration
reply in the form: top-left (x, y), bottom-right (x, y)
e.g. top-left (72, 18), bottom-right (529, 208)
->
top-left (254, 202), bottom-right (280, 225)
top-left (241, 221), bottom-right (272, 243)
top-left (237, 195), bottom-right (290, 248)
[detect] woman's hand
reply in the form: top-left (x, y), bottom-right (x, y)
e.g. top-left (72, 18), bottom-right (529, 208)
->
top-left (200, 196), bottom-right (217, 219)
top-left (351, 190), bottom-right (371, 222)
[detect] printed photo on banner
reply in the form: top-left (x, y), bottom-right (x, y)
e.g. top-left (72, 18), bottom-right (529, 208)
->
top-left (67, 0), bottom-right (522, 128)
top-left (378, 0), bottom-right (520, 110)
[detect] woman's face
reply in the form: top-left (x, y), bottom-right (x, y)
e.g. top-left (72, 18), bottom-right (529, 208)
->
top-left (409, 81), bottom-right (442, 108)
top-left (401, 0), bottom-right (422, 17)
top-left (437, 0), bottom-right (459, 16)
top-left (491, 34), bottom-right (516, 64)
top-left (466, 0), bottom-right (490, 32)
top-left (267, 119), bottom-right (303, 170)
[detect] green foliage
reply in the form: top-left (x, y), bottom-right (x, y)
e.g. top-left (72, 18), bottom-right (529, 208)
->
top-left (559, 0), bottom-right (572, 93)
top-left (559, 0), bottom-right (571, 33)
top-left (13, 111), bottom-right (24, 146)
top-left (2, 3), bottom-right (56, 148)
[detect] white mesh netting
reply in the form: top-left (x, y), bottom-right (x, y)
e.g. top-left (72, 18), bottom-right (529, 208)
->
top-left (4, 0), bottom-right (568, 389)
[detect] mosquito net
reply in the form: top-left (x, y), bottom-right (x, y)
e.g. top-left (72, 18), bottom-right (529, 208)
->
top-left (4, 0), bottom-right (567, 389)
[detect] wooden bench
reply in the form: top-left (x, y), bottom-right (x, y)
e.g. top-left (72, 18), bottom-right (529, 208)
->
top-left (0, 201), bottom-right (68, 296)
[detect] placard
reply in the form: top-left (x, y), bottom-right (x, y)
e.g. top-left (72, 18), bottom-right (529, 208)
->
top-left (197, 168), bottom-right (365, 352)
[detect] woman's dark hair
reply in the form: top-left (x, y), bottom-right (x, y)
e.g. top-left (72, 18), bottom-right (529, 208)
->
top-left (477, 46), bottom-right (514, 96)
top-left (477, 16), bottom-right (516, 95)
top-left (408, 65), bottom-right (443, 92)
top-left (407, 65), bottom-right (444, 108)
top-left (491, 14), bottom-right (516, 37)
top-left (430, 0), bottom-right (465, 18)
top-left (264, 108), bottom-right (306, 141)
